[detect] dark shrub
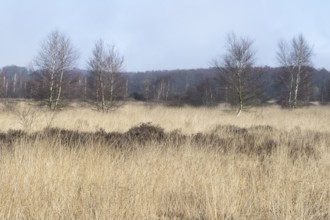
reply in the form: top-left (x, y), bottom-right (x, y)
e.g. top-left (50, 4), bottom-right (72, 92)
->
top-left (125, 123), bottom-right (165, 144)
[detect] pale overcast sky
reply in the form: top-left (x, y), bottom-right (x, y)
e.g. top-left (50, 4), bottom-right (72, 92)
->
top-left (1, 0), bottom-right (329, 71)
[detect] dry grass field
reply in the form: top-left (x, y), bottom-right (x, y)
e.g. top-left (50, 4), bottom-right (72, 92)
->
top-left (0, 101), bottom-right (329, 219)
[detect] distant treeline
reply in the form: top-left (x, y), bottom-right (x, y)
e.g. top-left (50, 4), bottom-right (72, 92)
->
top-left (1, 65), bottom-right (330, 107)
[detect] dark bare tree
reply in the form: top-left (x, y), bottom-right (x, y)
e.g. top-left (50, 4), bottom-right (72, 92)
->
top-left (155, 74), bottom-right (171, 102)
top-left (197, 77), bottom-right (219, 106)
top-left (142, 78), bottom-right (153, 102)
top-left (276, 34), bottom-right (313, 108)
top-left (35, 30), bottom-right (78, 110)
top-left (214, 33), bottom-right (257, 116)
top-left (0, 66), bottom-right (29, 99)
top-left (326, 79), bottom-right (330, 102)
top-left (0, 68), bottom-right (8, 98)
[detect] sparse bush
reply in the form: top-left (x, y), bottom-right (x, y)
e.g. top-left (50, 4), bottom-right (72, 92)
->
top-left (6, 102), bottom-right (38, 131)
top-left (44, 110), bottom-right (58, 129)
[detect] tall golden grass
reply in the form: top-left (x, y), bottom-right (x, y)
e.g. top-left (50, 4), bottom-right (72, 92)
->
top-left (0, 101), bottom-right (329, 219)
top-left (1, 101), bottom-right (330, 133)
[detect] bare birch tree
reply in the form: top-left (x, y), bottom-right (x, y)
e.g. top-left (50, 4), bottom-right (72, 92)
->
top-left (105, 45), bottom-right (124, 107)
top-left (35, 30), bottom-right (78, 110)
top-left (214, 33), bottom-right (256, 116)
top-left (277, 34), bottom-right (313, 108)
top-left (55, 34), bottom-right (78, 108)
top-left (88, 40), bottom-right (124, 111)
top-left (88, 40), bottom-right (106, 111)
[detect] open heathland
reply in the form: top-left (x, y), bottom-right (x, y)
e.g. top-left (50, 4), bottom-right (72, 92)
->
top-left (0, 101), bottom-right (329, 219)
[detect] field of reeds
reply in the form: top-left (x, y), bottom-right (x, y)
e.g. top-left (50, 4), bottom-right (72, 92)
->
top-left (0, 101), bottom-right (329, 219)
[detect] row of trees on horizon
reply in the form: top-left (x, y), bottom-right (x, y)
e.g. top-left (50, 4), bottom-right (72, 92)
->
top-left (1, 30), bottom-right (330, 113)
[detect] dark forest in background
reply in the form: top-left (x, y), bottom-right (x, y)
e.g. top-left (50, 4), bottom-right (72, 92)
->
top-left (1, 65), bottom-right (330, 107)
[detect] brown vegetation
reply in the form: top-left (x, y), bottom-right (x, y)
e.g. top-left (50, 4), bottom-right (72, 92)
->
top-left (0, 102), bottom-right (329, 219)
